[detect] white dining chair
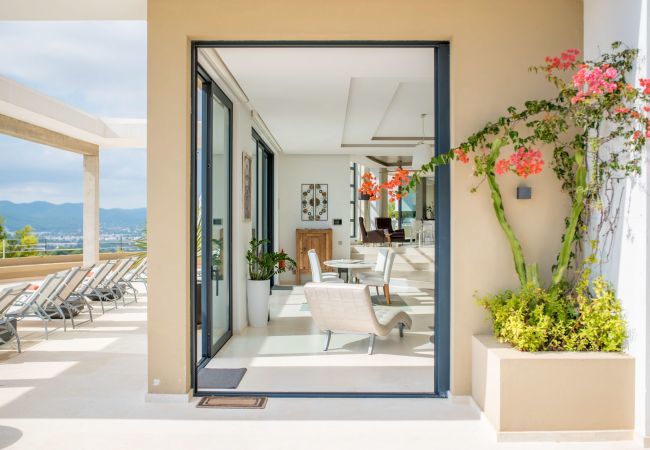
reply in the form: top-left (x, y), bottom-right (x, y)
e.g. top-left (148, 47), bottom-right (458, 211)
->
top-left (308, 250), bottom-right (344, 283)
top-left (358, 249), bottom-right (396, 304)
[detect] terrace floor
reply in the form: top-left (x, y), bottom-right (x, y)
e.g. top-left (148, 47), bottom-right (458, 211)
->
top-left (0, 282), bottom-right (642, 450)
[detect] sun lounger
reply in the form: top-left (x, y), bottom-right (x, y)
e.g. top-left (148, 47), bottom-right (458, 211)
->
top-left (0, 283), bottom-right (30, 352)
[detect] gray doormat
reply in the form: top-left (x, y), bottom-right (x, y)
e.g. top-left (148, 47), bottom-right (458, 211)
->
top-left (272, 285), bottom-right (293, 291)
top-left (197, 396), bottom-right (267, 409)
top-left (197, 368), bottom-right (247, 389)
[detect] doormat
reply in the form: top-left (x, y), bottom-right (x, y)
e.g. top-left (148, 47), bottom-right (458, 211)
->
top-left (197, 396), bottom-right (267, 409)
top-left (197, 368), bottom-right (247, 389)
top-left (272, 285), bottom-right (293, 291)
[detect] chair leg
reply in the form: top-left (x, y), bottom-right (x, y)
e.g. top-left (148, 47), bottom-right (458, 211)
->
top-left (367, 333), bottom-right (375, 355)
top-left (323, 330), bottom-right (332, 351)
top-left (7, 322), bottom-right (20, 353)
top-left (375, 286), bottom-right (380, 297)
top-left (383, 284), bottom-right (391, 305)
top-left (68, 306), bottom-right (76, 329)
top-left (399, 322), bottom-right (405, 338)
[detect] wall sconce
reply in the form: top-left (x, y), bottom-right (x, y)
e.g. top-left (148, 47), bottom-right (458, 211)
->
top-left (516, 185), bottom-right (532, 200)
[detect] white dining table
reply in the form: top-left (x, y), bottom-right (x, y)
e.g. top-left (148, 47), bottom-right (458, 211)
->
top-left (323, 259), bottom-right (374, 283)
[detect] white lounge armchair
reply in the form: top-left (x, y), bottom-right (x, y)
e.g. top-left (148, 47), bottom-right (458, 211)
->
top-left (358, 249), bottom-right (396, 304)
top-left (308, 249), bottom-right (344, 283)
top-left (304, 282), bottom-right (412, 354)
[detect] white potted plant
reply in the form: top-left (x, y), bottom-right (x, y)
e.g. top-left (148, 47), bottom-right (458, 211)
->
top-left (246, 238), bottom-right (296, 327)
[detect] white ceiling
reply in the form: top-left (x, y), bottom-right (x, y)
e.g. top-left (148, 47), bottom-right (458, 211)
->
top-left (213, 47), bottom-right (435, 155)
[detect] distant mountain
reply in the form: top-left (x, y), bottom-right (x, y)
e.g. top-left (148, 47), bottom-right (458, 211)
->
top-left (0, 201), bottom-right (146, 233)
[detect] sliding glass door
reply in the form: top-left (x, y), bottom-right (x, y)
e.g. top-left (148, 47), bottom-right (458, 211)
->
top-left (195, 67), bottom-right (233, 358)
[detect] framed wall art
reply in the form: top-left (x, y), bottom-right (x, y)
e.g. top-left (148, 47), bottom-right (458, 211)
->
top-left (301, 183), bottom-right (328, 221)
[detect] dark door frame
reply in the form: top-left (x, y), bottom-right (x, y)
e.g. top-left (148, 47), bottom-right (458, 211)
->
top-left (192, 65), bottom-right (235, 374)
top-left (190, 40), bottom-right (451, 398)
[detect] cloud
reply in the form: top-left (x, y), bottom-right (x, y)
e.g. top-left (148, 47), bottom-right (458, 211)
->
top-left (0, 136), bottom-right (145, 208)
top-left (0, 21), bottom-right (147, 208)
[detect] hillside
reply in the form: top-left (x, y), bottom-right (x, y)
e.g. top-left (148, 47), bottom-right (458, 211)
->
top-left (0, 201), bottom-right (146, 233)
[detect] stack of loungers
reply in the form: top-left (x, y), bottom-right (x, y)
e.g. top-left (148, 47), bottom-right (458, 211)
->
top-left (0, 256), bottom-right (147, 353)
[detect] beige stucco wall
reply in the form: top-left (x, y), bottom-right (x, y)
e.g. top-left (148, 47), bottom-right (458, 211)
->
top-left (147, 0), bottom-right (583, 395)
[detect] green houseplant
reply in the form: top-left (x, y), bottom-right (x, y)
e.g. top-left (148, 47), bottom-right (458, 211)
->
top-left (246, 238), bottom-right (296, 327)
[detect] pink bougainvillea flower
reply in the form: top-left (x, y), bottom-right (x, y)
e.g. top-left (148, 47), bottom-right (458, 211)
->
top-left (633, 130), bottom-right (642, 140)
top-left (495, 159), bottom-right (510, 175)
top-left (571, 64), bottom-right (619, 104)
top-left (454, 148), bottom-right (470, 164)
top-left (614, 107), bottom-right (631, 114)
top-left (510, 147), bottom-right (544, 178)
top-left (640, 78), bottom-right (650, 95)
top-left (496, 147), bottom-right (544, 178)
top-left (545, 48), bottom-right (580, 72)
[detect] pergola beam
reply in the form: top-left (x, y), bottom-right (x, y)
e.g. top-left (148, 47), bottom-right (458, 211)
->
top-left (0, 113), bottom-right (98, 156)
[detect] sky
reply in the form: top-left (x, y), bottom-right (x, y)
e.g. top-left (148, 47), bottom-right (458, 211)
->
top-left (0, 21), bottom-right (147, 209)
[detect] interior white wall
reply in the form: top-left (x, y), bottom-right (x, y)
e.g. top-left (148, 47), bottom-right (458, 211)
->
top-left (584, 0), bottom-right (650, 442)
top-left (276, 154), bottom-right (351, 284)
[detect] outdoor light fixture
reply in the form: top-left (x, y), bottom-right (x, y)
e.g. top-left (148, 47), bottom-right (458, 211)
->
top-left (516, 185), bottom-right (532, 200)
top-left (411, 113), bottom-right (433, 176)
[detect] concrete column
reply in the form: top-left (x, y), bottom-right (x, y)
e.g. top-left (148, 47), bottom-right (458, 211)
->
top-left (83, 153), bottom-right (100, 266)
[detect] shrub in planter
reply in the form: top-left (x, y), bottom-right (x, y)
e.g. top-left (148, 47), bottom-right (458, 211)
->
top-left (478, 272), bottom-right (626, 352)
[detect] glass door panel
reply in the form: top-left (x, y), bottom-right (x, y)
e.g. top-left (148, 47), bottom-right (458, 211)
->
top-left (207, 88), bottom-right (232, 354)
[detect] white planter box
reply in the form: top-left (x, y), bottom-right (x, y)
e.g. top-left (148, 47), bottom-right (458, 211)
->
top-left (471, 335), bottom-right (634, 435)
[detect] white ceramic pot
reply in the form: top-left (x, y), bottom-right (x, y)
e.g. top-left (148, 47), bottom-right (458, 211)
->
top-left (247, 279), bottom-right (270, 327)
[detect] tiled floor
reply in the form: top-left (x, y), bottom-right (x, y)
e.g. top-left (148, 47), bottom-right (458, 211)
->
top-left (202, 284), bottom-right (435, 392)
top-left (0, 281), bottom-right (644, 449)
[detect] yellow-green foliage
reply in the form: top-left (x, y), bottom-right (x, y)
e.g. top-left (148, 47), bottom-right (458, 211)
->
top-left (478, 273), bottom-right (626, 352)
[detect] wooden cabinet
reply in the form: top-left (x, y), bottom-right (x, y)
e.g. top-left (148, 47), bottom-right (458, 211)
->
top-left (295, 228), bottom-right (333, 284)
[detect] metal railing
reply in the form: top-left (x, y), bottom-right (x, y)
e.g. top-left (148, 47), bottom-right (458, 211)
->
top-left (1, 238), bottom-right (143, 259)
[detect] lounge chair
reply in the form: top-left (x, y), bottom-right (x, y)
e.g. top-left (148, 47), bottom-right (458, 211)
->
top-left (7, 270), bottom-right (71, 339)
top-left (303, 282), bottom-right (412, 354)
top-left (80, 260), bottom-right (119, 313)
top-left (0, 283), bottom-right (30, 352)
top-left (375, 217), bottom-right (406, 243)
top-left (131, 258), bottom-right (147, 291)
top-left (105, 257), bottom-right (138, 305)
top-left (359, 217), bottom-right (386, 245)
top-left (45, 266), bottom-right (95, 329)
top-left (117, 258), bottom-right (147, 304)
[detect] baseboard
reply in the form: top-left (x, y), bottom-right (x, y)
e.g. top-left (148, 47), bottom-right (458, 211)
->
top-left (145, 390), bottom-right (193, 403)
top-left (496, 430), bottom-right (634, 443)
